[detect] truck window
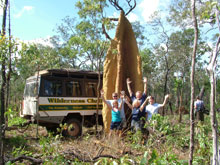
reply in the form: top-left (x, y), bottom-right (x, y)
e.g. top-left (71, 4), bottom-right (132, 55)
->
top-left (43, 79), bottom-right (62, 96)
top-left (66, 81), bottom-right (82, 97)
top-left (24, 82), bottom-right (38, 97)
top-left (85, 82), bottom-right (97, 97)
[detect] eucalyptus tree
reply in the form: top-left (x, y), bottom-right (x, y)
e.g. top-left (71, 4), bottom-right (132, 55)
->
top-left (52, 0), bottom-right (111, 71)
top-left (205, 2), bottom-right (220, 164)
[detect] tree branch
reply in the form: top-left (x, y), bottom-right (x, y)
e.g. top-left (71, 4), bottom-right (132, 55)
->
top-left (102, 23), bottom-right (112, 40)
top-left (6, 155), bottom-right (43, 164)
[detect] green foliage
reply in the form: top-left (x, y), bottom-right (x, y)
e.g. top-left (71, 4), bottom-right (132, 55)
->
top-left (52, 0), bottom-right (111, 71)
top-left (139, 151), bottom-right (148, 164)
top-left (39, 133), bottom-right (62, 156)
top-left (43, 154), bottom-right (68, 165)
top-left (94, 154), bottom-right (136, 165)
top-left (11, 146), bottom-right (33, 158)
top-left (17, 43), bottom-right (61, 78)
top-left (126, 130), bottom-right (144, 149)
top-left (144, 149), bottom-right (187, 165)
top-left (148, 114), bottom-right (174, 135)
top-left (140, 48), bottom-right (157, 77)
top-left (193, 121), bottom-right (212, 164)
top-left (6, 136), bottom-right (27, 148)
top-left (5, 107), bottom-right (27, 127)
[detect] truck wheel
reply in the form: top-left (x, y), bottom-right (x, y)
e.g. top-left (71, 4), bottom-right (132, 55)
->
top-left (64, 118), bottom-right (82, 137)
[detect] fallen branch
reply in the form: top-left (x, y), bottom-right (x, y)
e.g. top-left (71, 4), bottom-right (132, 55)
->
top-left (92, 154), bottom-right (118, 161)
top-left (6, 155), bottom-right (43, 164)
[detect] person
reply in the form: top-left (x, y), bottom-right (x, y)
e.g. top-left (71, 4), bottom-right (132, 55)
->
top-left (100, 90), bottom-right (124, 136)
top-left (194, 96), bottom-right (205, 121)
top-left (105, 91), bottom-right (128, 128)
top-left (126, 77), bottom-right (148, 126)
top-left (124, 97), bottom-right (149, 132)
top-left (145, 95), bottom-right (170, 121)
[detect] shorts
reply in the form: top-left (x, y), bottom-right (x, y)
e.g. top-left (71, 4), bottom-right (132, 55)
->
top-left (131, 120), bottom-right (142, 131)
top-left (131, 119), bottom-right (146, 133)
top-left (195, 111), bottom-right (204, 121)
top-left (110, 121), bottom-right (122, 130)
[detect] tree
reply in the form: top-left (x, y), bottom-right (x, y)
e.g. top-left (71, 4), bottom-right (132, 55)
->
top-left (189, 0), bottom-right (198, 164)
top-left (206, 2), bottom-right (220, 164)
top-left (51, 1), bottom-right (111, 71)
top-left (0, 0), bottom-right (8, 164)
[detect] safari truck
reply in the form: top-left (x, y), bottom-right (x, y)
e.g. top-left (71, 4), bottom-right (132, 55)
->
top-left (20, 69), bottom-right (103, 137)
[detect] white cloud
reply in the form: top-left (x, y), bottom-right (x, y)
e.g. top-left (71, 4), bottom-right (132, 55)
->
top-left (25, 36), bottom-right (54, 47)
top-left (138, 0), bottom-right (160, 22)
top-left (14, 6), bottom-right (34, 18)
top-left (127, 13), bottom-right (139, 22)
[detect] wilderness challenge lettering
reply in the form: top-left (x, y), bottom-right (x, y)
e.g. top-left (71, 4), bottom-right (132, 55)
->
top-left (87, 98), bottom-right (102, 103)
top-left (48, 98), bottom-right (85, 103)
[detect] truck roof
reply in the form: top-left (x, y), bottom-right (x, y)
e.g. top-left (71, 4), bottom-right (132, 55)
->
top-left (36, 69), bottom-right (103, 76)
top-left (28, 69), bottom-right (103, 79)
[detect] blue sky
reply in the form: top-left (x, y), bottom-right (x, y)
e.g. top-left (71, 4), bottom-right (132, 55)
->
top-left (10, 0), bottom-right (77, 40)
top-left (0, 0), bottom-right (170, 42)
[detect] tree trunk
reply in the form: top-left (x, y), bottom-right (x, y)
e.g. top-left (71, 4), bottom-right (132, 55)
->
top-left (209, 68), bottom-right (219, 165)
top-left (1, 0), bottom-right (9, 164)
top-left (189, 0), bottom-right (198, 164)
top-left (198, 85), bottom-right (205, 100)
top-left (6, 0), bottom-right (12, 111)
top-left (162, 69), bottom-right (169, 116)
top-left (96, 61), bottom-right (101, 135)
top-left (207, 7), bottom-right (220, 162)
top-left (178, 92), bottom-right (183, 123)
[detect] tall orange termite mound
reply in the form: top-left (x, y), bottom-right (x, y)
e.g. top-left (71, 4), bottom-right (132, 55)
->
top-left (102, 11), bottom-right (144, 132)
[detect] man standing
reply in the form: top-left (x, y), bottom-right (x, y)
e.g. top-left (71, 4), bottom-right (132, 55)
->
top-left (194, 96), bottom-right (205, 121)
top-left (145, 95), bottom-right (170, 121)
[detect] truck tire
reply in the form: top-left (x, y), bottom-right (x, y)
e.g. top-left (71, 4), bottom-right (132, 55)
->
top-left (64, 118), bottom-right (82, 137)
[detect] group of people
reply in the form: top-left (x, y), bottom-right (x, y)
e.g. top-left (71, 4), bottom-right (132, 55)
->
top-left (101, 77), bottom-right (170, 135)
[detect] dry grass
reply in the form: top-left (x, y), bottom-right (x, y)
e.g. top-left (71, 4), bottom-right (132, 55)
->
top-left (4, 115), bottom-right (203, 164)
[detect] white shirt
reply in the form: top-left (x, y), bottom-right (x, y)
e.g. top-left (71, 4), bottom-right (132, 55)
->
top-left (145, 103), bottom-right (162, 120)
top-left (106, 98), bottom-right (126, 119)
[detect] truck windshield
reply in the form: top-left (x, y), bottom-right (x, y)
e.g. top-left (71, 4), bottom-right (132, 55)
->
top-left (24, 81), bottom-right (39, 97)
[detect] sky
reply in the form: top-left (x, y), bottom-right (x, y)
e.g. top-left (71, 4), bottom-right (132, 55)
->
top-left (0, 0), bottom-right (170, 42)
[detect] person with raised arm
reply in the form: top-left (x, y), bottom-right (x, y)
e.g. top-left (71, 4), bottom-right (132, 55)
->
top-left (124, 96), bottom-right (149, 132)
top-left (100, 90), bottom-right (125, 136)
top-left (105, 91), bottom-right (129, 129)
top-left (126, 77), bottom-right (148, 129)
top-left (145, 94), bottom-right (170, 121)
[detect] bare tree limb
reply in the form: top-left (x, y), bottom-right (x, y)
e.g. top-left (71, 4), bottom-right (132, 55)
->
top-left (6, 155), bottom-right (43, 164)
top-left (109, 0), bottom-right (124, 13)
top-left (102, 23), bottom-right (111, 40)
top-left (108, 0), bottom-right (136, 16)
